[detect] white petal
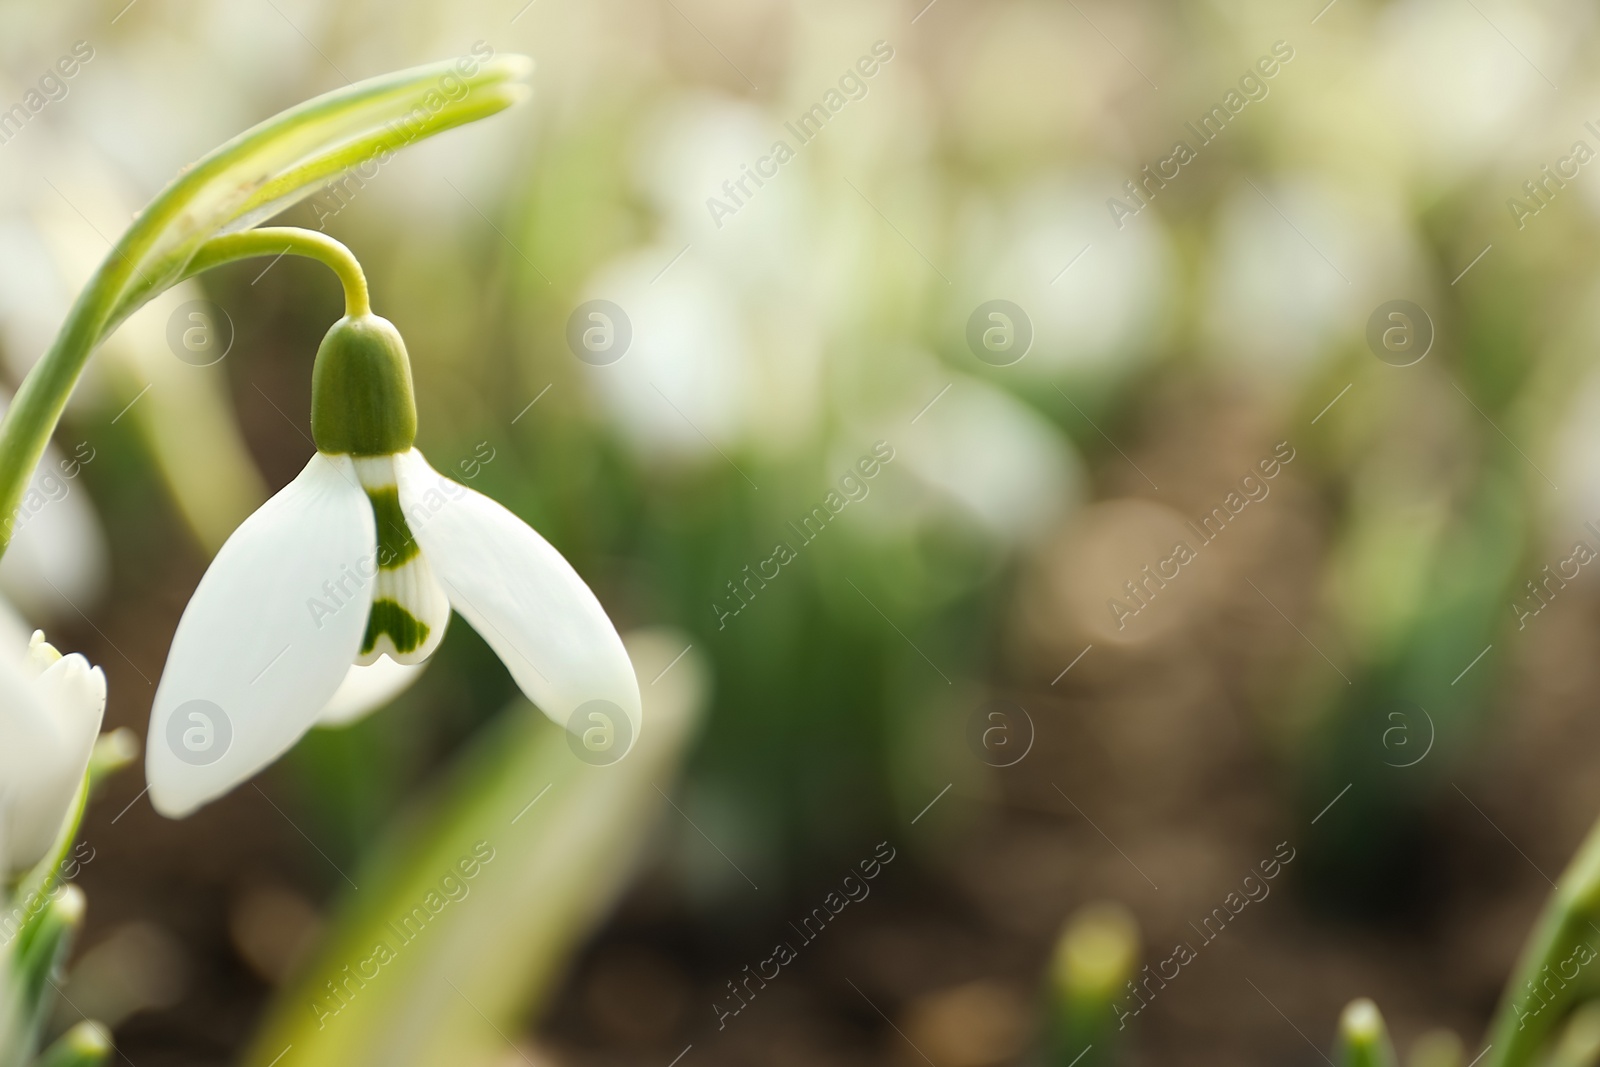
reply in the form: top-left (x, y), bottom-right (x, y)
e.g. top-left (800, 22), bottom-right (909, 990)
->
top-left (394, 449), bottom-right (641, 751)
top-left (350, 455), bottom-right (450, 664)
top-left (21, 654), bottom-right (104, 856)
top-left (146, 453), bottom-right (376, 818)
top-left (0, 643), bottom-right (103, 874)
top-left (0, 650), bottom-right (63, 874)
top-left (34, 652), bottom-right (106, 759)
top-left (317, 657), bottom-right (427, 728)
top-left (358, 553), bottom-right (451, 665)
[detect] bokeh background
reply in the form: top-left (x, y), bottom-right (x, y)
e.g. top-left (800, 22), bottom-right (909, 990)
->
top-left (4, 0), bottom-right (1600, 1063)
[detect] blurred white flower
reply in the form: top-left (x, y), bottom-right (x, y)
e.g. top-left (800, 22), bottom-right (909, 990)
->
top-left (877, 369), bottom-right (1082, 545)
top-left (0, 394), bottom-right (107, 621)
top-left (1376, 0), bottom-right (1571, 176)
top-left (0, 630), bottom-right (105, 876)
top-left (1203, 175), bottom-right (1417, 390)
top-left (959, 173), bottom-right (1174, 380)
top-left (587, 92), bottom-right (832, 460)
top-left (634, 94), bottom-right (787, 246)
top-left (580, 247), bottom-right (751, 458)
top-left (0, 219), bottom-right (73, 385)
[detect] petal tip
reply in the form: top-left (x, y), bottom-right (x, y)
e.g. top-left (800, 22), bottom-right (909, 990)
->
top-left (145, 772), bottom-right (203, 820)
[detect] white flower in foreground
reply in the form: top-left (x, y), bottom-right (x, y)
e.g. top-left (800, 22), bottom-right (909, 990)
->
top-left (146, 314), bottom-right (640, 818)
top-left (0, 631), bottom-right (106, 875)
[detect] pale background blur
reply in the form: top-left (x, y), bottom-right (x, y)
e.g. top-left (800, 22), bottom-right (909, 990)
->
top-left (4, 0), bottom-right (1600, 1064)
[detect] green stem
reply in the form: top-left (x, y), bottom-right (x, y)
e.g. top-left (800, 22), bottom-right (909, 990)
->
top-left (0, 227), bottom-right (368, 559)
top-left (179, 228), bottom-right (370, 317)
top-left (0, 54), bottom-right (529, 560)
top-left (1485, 813), bottom-right (1600, 1067)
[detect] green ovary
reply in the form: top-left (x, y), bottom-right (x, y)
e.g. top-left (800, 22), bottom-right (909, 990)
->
top-left (362, 598), bottom-right (429, 657)
top-left (310, 314), bottom-right (418, 456)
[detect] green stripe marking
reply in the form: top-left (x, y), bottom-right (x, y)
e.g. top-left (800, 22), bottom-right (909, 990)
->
top-left (367, 487), bottom-right (419, 569)
top-left (362, 598), bottom-right (429, 656)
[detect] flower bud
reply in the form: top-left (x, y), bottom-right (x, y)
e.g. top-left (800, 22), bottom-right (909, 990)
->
top-left (0, 631), bottom-right (105, 876)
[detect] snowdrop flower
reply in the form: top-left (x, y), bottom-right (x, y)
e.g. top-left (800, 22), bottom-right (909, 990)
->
top-left (959, 174), bottom-right (1174, 381)
top-left (146, 313), bottom-right (641, 817)
top-left (0, 630), bottom-right (105, 876)
top-left (1202, 175), bottom-right (1415, 391)
top-left (892, 371), bottom-right (1082, 545)
top-left (580, 248), bottom-right (749, 460)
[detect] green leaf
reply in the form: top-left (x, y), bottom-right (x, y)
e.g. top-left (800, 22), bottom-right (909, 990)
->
top-left (12, 886), bottom-right (84, 1058)
top-left (1547, 1002), bottom-right (1600, 1067)
top-left (1483, 812), bottom-right (1600, 1067)
top-left (8, 782), bottom-right (89, 968)
top-left (105, 54), bottom-right (531, 330)
top-left (0, 53), bottom-right (530, 559)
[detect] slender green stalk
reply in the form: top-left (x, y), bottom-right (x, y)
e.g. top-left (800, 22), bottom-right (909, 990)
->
top-left (10, 731), bottom-right (135, 963)
top-left (178, 229), bottom-right (370, 317)
top-left (13, 887), bottom-right (83, 1062)
top-left (0, 54), bottom-right (529, 558)
top-left (2, 732), bottom-right (132, 1067)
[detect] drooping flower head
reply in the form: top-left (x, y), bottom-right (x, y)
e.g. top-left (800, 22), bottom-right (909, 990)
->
top-left (146, 313), bottom-right (641, 817)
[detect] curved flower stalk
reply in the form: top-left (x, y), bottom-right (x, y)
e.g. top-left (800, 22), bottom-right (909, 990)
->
top-left (8, 158), bottom-right (270, 552)
top-left (243, 631), bottom-right (703, 1067)
top-left (146, 297), bottom-right (641, 816)
top-left (0, 55), bottom-right (542, 769)
top-left (0, 53), bottom-right (532, 560)
top-left (0, 628), bottom-right (134, 1067)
